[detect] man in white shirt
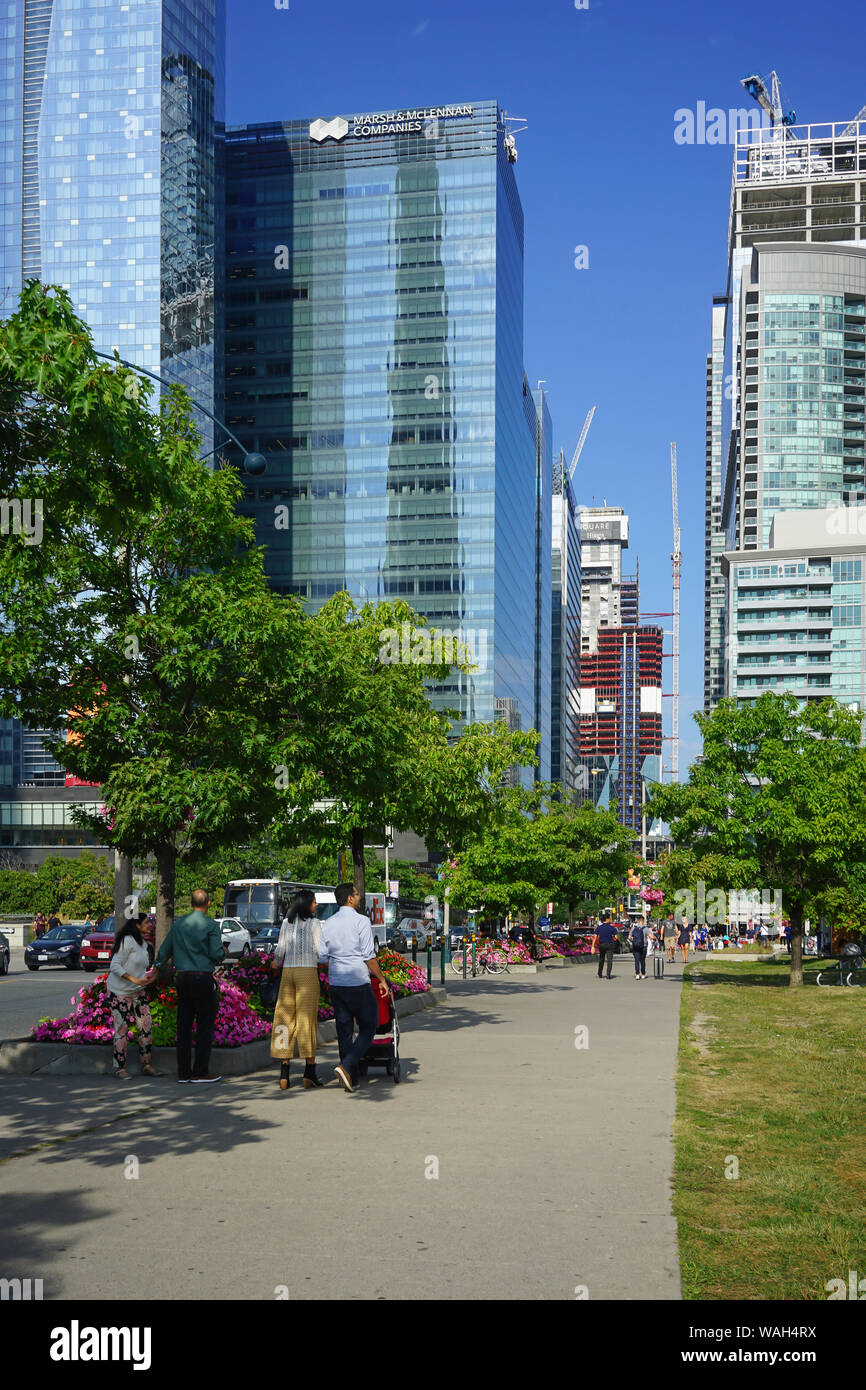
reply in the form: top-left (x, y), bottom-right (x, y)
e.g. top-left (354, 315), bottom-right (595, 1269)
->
top-left (319, 883), bottom-right (390, 1093)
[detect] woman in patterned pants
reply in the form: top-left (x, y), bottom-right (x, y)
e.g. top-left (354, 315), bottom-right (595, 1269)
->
top-left (106, 919), bottom-right (158, 1079)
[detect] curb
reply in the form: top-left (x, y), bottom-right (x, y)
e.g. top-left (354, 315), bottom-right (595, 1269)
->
top-left (0, 987), bottom-right (448, 1077)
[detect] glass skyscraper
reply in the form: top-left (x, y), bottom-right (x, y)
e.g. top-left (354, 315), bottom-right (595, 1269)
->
top-left (225, 102), bottom-right (547, 752)
top-left (0, 0), bottom-right (224, 851)
top-left (551, 449), bottom-right (581, 796)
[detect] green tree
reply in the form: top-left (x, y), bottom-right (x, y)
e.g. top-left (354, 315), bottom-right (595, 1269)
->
top-left (38, 852), bottom-right (114, 920)
top-left (0, 285), bottom-right (315, 947)
top-left (648, 693), bottom-right (866, 987)
top-left (0, 868), bottom-right (40, 916)
top-left (276, 593), bottom-right (538, 903)
top-left (539, 794), bottom-right (637, 926)
top-left (443, 785), bottom-right (635, 924)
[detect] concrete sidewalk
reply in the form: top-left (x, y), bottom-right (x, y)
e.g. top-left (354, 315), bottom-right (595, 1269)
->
top-left (0, 964), bottom-right (683, 1300)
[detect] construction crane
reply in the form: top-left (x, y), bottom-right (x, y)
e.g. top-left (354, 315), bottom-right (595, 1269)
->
top-left (568, 405), bottom-right (597, 483)
top-left (841, 103), bottom-right (866, 137)
top-left (670, 442), bottom-right (681, 784)
top-left (740, 70), bottom-right (796, 134)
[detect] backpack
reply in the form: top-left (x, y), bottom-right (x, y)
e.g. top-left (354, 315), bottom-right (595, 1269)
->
top-left (630, 924), bottom-right (645, 948)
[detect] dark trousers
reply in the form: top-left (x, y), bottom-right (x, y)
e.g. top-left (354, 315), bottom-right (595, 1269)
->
top-left (632, 946), bottom-right (647, 976)
top-left (329, 983), bottom-right (379, 1086)
top-left (597, 944), bottom-right (615, 978)
top-left (176, 973), bottom-right (218, 1078)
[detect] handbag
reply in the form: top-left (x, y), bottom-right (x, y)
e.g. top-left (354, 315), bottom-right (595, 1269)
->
top-left (259, 966), bottom-right (281, 1011)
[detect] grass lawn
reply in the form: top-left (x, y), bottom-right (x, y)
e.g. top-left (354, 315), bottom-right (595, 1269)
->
top-left (675, 956), bottom-right (866, 1300)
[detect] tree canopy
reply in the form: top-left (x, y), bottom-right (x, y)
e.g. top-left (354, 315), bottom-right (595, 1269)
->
top-left (648, 692), bottom-right (866, 986)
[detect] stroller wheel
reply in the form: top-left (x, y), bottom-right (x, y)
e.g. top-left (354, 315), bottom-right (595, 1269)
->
top-left (385, 1059), bottom-right (393, 1076)
top-left (393, 1059), bottom-right (401, 1084)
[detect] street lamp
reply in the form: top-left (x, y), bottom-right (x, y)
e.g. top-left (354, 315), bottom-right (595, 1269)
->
top-left (93, 350), bottom-right (267, 475)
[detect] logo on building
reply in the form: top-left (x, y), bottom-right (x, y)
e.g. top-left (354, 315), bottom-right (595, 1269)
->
top-left (309, 116), bottom-right (349, 143)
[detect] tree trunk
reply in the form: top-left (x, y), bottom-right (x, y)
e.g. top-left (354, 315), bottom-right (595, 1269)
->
top-left (154, 842), bottom-right (177, 951)
top-left (788, 902), bottom-right (804, 988)
top-left (351, 826), bottom-right (366, 909)
top-left (568, 900), bottom-right (575, 930)
top-left (113, 850), bottom-right (134, 926)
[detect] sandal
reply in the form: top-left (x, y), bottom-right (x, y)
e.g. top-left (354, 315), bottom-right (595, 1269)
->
top-left (140, 1065), bottom-right (162, 1077)
top-left (115, 1069), bottom-right (132, 1080)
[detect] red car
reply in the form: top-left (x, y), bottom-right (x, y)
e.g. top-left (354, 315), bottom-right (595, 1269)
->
top-left (79, 914), bottom-right (155, 972)
top-left (79, 918), bottom-right (116, 972)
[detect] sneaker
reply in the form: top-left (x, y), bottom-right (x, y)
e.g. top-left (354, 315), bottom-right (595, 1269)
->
top-left (114, 1069), bottom-right (131, 1080)
top-left (334, 1064), bottom-right (355, 1093)
top-left (177, 1076), bottom-right (192, 1084)
top-left (190, 1073), bottom-right (221, 1084)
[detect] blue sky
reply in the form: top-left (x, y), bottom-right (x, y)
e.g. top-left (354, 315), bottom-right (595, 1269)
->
top-left (226, 0), bottom-right (866, 771)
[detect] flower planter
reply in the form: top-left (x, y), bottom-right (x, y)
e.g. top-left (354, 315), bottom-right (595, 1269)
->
top-left (0, 989), bottom-right (447, 1076)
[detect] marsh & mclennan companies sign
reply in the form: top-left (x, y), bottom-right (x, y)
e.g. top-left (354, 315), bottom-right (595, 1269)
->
top-left (310, 105), bottom-right (474, 142)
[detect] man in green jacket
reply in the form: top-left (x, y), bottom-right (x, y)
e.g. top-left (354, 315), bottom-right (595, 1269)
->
top-left (155, 890), bottom-right (225, 1084)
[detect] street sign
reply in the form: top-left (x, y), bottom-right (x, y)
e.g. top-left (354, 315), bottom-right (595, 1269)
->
top-left (539, 917), bottom-right (550, 928)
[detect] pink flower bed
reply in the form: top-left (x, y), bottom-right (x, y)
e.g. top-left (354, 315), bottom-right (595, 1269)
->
top-left (32, 976), bottom-right (270, 1048)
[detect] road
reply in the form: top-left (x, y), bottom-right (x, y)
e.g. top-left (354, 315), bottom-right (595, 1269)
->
top-left (0, 948), bottom-right (97, 1041)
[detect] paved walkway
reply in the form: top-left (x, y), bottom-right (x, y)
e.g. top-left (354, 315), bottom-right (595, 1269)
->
top-left (0, 960), bottom-right (683, 1300)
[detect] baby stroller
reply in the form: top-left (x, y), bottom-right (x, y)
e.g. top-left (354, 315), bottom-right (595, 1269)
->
top-left (358, 983), bottom-right (401, 1084)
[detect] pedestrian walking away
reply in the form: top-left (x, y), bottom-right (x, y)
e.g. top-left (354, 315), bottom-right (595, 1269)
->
top-left (269, 889), bottom-right (325, 1091)
top-left (594, 911), bottom-right (619, 979)
top-left (662, 913), bottom-right (677, 962)
top-left (107, 919), bottom-right (159, 1079)
top-left (678, 919), bottom-right (692, 964)
top-left (628, 914), bottom-right (649, 979)
top-left (155, 889), bottom-right (225, 1084)
top-left (318, 882), bottom-right (390, 1092)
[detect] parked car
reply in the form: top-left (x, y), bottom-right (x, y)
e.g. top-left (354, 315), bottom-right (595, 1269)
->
top-left (24, 925), bottom-right (87, 971)
top-left (217, 917), bottom-right (252, 958)
top-left (0, 929), bottom-right (10, 976)
top-left (80, 919), bottom-right (117, 972)
top-left (250, 926), bottom-right (281, 957)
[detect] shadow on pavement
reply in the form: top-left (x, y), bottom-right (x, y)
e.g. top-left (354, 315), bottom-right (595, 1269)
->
top-left (0, 1074), bottom-right (283, 1166)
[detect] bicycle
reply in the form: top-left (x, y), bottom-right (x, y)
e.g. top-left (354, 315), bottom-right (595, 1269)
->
top-left (450, 941), bottom-right (509, 976)
top-left (816, 948), bottom-right (865, 986)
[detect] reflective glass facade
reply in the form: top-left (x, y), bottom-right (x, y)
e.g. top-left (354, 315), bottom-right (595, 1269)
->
top-left (3, 0), bottom-right (223, 414)
top-left (551, 454), bottom-right (581, 796)
top-left (225, 103), bottom-right (545, 744)
top-left (532, 387), bottom-right (552, 782)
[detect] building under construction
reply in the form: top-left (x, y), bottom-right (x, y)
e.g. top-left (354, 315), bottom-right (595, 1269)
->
top-left (575, 505), bottom-right (663, 835)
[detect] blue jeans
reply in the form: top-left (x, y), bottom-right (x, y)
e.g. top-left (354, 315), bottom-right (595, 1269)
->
top-left (329, 983), bottom-right (379, 1086)
top-left (632, 946), bottom-right (647, 976)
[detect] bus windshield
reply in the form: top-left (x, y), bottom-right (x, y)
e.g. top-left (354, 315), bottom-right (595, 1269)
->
top-left (224, 883), bottom-right (280, 928)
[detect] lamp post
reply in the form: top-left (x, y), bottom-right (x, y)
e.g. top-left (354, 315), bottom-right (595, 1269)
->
top-left (93, 350), bottom-right (267, 475)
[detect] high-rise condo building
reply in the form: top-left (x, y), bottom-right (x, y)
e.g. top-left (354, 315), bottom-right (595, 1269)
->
top-left (706, 102), bottom-right (866, 708)
top-left (0, 0), bottom-right (225, 858)
top-left (224, 102), bottom-right (548, 765)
